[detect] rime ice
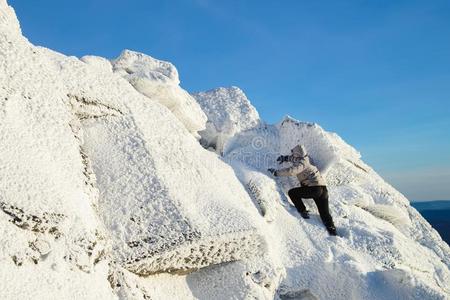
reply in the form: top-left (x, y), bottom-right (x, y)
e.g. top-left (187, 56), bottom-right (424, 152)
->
top-left (1, 1), bottom-right (449, 299)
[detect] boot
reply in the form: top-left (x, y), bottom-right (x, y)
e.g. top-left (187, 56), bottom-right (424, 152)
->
top-left (298, 210), bottom-right (310, 219)
top-left (326, 225), bottom-right (337, 236)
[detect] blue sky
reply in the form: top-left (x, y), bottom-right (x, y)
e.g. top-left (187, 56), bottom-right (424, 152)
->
top-left (9, 0), bottom-right (450, 201)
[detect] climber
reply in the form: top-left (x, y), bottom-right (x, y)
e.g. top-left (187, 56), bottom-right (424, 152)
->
top-left (268, 145), bottom-right (337, 236)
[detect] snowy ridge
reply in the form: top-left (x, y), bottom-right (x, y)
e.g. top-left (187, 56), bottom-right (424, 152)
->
top-left (0, 2), bottom-right (114, 297)
top-left (1, 1), bottom-right (450, 299)
top-left (0, 0), bottom-right (20, 35)
top-left (221, 117), bottom-right (450, 299)
top-left (81, 55), bottom-right (113, 73)
top-left (112, 50), bottom-right (207, 138)
top-left (0, 1), bottom-right (264, 297)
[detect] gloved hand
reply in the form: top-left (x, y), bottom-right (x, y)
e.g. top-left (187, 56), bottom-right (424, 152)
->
top-left (276, 155), bottom-right (289, 164)
top-left (267, 168), bottom-right (278, 176)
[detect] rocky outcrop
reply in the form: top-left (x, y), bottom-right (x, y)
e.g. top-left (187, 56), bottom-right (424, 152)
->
top-left (193, 86), bottom-right (260, 153)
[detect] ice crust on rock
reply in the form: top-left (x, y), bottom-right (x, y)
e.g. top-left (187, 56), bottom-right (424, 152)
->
top-left (220, 117), bottom-right (450, 299)
top-left (111, 50), bottom-right (207, 138)
top-left (0, 3), bottom-right (113, 298)
top-left (192, 86), bottom-right (260, 153)
top-left (0, 1), bottom-right (265, 297)
top-left (82, 114), bottom-right (265, 275)
top-left (1, 1), bottom-right (450, 299)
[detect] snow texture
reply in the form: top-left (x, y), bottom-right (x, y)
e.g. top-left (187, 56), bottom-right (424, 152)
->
top-left (221, 117), bottom-right (450, 299)
top-left (111, 49), bottom-right (207, 138)
top-left (1, 1), bottom-right (450, 299)
top-left (82, 114), bottom-right (265, 275)
top-left (359, 204), bottom-right (412, 229)
top-left (192, 86), bottom-right (260, 153)
top-left (81, 55), bottom-right (113, 73)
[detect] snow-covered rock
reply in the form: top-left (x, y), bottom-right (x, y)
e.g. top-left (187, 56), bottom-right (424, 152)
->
top-left (81, 55), bottom-right (113, 73)
top-left (111, 50), bottom-right (207, 138)
top-left (0, 0), bottom-right (264, 297)
top-left (0, 2), bottom-right (113, 299)
top-left (223, 117), bottom-right (450, 299)
top-left (1, 0), bottom-right (449, 299)
top-left (193, 86), bottom-right (260, 153)
top-left (81, 114), bottom-right (265, 275)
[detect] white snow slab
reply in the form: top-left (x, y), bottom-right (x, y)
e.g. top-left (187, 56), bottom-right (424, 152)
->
top-left (80, 101), bottom-right (266, 275)
top-left (0, 4), bottom-right (112, 299)
top-left (192, 86), bottom-right (260, 153)
top-left (111, 50), bottom-right (207, 137)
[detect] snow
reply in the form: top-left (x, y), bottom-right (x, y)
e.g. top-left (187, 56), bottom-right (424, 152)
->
top-left (0, 2), bottom-right (112, 298)
top-left (0, 0), bottom-right (20, 36)
top-left (221, 117), bottom-right (450, 299)
top-left (1, 0), bottom-right (450, 299)
top-left (192, 86), bottom-right (260, 153)
top-left (81, 115), bottom-right (265, 275)
top-left (358, 203), bottom-right (411, 229)
top-left (81, 55), bottom-right (113, 73)
top-left (111, 50), bottom-right (207, 138)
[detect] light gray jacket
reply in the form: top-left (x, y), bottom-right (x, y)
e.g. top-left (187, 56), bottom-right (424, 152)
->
top-left (276, 145), bottom-right (326, 187)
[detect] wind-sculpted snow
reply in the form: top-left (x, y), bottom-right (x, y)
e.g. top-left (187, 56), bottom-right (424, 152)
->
top-left (81, 115), bottom-right (264, 275)
top-left (193, 86), bottom-right (260, 153)
top-left (112, 50), bottom-right (207, 138)
top-left (1, 0), bottom-right (450, 298)
top-left (221, 117), bottom-right (450, 299)
top-left (0, 1), bottom-right (264, 297)
top-left (0, 0), bottom-right (20, 35)
top-left (0, 4), bottom-right (113, 298)
top-left (24, 44), bottom-right (265, 276)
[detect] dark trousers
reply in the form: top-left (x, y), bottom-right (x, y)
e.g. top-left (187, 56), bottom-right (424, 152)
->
top-left (288, 186), bottom-right (334, 228)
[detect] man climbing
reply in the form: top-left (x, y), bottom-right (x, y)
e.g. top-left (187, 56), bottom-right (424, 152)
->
top-left (268, 145), bottom-right (337, 236)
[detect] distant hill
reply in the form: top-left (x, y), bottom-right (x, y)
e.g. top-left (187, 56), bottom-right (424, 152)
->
top-left (412, 200), bottom-right (450, 246)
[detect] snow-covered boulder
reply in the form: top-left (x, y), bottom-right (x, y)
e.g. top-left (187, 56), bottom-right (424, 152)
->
top-left (192, 86), bottom-right (260, 153)
top-left (111, 50), bottom-right (207, 138)
top-left (0, 3), bottom-right (113, 299)
top-left (1, 0), bottom-right (450, 298)
top-left (223, 116), bottom-right (450, 299)
top-left (81, 114), bottom-right (265, 275)
top-left (0, 1), bottom-right (265, 296)
top-left (277, 116), bottom-right (361, 174)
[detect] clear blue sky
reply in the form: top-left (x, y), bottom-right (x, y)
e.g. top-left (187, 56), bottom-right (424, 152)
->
top-left (9, 0), bottom-right (450, 201)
